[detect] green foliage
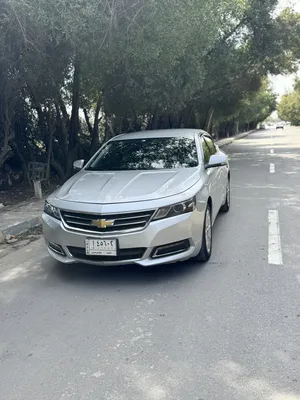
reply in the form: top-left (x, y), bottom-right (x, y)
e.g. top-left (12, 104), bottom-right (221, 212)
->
top-left (1, 0), bottom-right (300, 182)
top-left (236, 81), bottom-right (277, 125)
top-left (278, 81), bottom-right (300, 125)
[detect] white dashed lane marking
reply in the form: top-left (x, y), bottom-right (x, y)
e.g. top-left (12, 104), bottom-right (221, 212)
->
top-left (268, 210), bottom-right (283, 265)
top-left (270, 149), bottom-right (274, 154)
top-left (270, 163), bottom-right (275, 174)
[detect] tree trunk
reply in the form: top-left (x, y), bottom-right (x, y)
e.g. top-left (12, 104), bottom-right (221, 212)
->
top-left (0, 130), bottom-right (12, 168)
top-left (206, 108), bottom-right (215, 133)
top-left (146, 115), bottom-right (153, 130)
top-left (55, 101), bottom-right (69, 161)
top-left (90, 102), bottom-right (102, 157)
top-left (69, 60), bottom-right (81, 149)
top-left (146, 111), bottom-right (157, 130)
top-left (46, 119), bottom-right (54, 182)
top-left (12, 142), bottom-right (30, 183)
top-left (177, 114), bottom-right (183, 129)
top-left (186, 107), bottom-right (195, 128)
top-left (104, 118), bottom-right (115, 143)
top-left (51, 153), bottom-right (65, 183)
top-left (235, 121), bottom-right (239, 135)
top-left (0, 99), bottom-right (14, 168)
top-left (68, 59), bottom-right (81, 176)
top-left (83, 108), bottom-right (93, 135)
top-left (131, 111), bottom-right (141, 132)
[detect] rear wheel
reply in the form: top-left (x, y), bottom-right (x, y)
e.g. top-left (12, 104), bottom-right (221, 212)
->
top-left (220, 179), bottom-right (230, 213)
top-left (194, 203), bottom-right (212, 262)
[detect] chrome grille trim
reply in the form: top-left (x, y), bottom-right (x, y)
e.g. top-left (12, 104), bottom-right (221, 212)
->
top-left (62, 213), bottom-right (152, 221)
top-left (60, 209), bottom-right (155, 234)
top-left (111, 220), bottom-right (148, 228)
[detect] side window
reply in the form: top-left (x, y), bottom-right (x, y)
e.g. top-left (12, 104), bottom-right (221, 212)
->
top-left (201, 138), bottom-right (211, 164)
top-left (204, 136), bottom-right (217, 155)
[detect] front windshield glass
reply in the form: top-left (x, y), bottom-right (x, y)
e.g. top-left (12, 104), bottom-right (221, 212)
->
top-left (86, 137), bottom-right (198, 171)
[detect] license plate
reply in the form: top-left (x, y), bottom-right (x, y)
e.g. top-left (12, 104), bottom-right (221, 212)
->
top-left (85, 239), bottom-right (117, 256)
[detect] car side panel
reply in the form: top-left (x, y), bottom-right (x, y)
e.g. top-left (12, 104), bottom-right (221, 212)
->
top-left (197, 135), bottom-right (220, 223)
top-left (216, 147), bottom-right (229, 207)
top-left (202, 136), bottom-right (228, 221)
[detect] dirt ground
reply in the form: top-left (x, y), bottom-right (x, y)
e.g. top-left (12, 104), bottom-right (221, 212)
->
top-left (0, 182), bottom-right (59, 207)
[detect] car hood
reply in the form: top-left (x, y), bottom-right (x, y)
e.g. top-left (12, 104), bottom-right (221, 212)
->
top-left (54, 169), bottom-right (200, 204)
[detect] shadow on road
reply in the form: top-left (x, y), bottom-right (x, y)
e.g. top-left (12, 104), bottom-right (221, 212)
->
top-left (49, 257), bottom-right (205, 287)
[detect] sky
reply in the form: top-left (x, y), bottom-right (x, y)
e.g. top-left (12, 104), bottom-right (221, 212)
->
top-left (270, 0), bottom-right (300, 97)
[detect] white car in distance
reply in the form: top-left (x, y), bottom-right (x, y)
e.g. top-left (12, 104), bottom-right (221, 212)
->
top-left (276, 122), bottom-right (285, 129)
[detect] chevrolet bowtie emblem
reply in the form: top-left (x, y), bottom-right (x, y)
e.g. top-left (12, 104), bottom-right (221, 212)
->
top-left (91, 219), bottom-right (115, 229)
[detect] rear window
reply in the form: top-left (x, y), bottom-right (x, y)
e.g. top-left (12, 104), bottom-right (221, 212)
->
top-left (87, 137), bottom-right (198, 171)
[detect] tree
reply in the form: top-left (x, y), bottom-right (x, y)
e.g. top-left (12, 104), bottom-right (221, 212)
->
top-left (278, 81), bottom-right (300, 125)
top-left (235, 81), bottom-right (277, 127)
top-left (1, 0), bottom-right (300, 184)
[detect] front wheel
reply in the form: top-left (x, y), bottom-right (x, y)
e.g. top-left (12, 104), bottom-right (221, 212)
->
top-left (220, 179), bottom-right (230, 213)
top-left (194, 203), bottom-right (212, 262)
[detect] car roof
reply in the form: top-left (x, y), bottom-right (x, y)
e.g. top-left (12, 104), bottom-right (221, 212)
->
top-left (111, 129), bottom-right (209, 141)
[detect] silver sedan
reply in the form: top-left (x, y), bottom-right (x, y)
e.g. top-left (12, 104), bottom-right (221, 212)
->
top-left (42, 129), bottom-right (230, 266)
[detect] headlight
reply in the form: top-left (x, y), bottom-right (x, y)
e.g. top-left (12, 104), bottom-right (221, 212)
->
top-left (44, 201), bottom-right (61, 220)
top-left (153, 197), bottom-right (196, 221)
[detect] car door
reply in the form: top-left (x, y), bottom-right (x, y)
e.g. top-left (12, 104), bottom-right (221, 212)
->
top-left (203, 135), bottom-right (228, 211)
top-left (200, 136), bottom-right (220, 223)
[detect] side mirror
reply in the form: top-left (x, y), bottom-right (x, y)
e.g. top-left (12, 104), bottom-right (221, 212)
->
top-left (73, 159), bottom-right (85, 171)
top-left (205, 154), bottom-right (228, 169)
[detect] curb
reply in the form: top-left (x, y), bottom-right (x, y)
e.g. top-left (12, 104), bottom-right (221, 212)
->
top-left (0, 216), bottom-right (42, 241)
top-left (216, 129), bottom-right (256, 148)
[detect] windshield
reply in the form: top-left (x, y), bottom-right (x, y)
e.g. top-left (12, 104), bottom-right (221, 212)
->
top-left (86, 137), bottom-right (198, 171)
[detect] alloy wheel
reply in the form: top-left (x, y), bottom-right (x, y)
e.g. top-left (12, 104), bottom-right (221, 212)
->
top-left (205, 208), bottom-right (212, 254)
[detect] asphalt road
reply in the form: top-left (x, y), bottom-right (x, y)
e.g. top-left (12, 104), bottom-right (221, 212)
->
top-left (1, 127), bottom-right (300, 400)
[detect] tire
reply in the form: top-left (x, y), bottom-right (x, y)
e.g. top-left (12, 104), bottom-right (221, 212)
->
top-left (194, 203), bottom-right (212, 262)
top-left (220, 179), bottom-right (230, 213)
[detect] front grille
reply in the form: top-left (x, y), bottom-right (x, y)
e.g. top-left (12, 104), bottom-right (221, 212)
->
top-left (61, 210), bottom-right (155, 233)
top-left (68, 246), bottom-right (146, 262)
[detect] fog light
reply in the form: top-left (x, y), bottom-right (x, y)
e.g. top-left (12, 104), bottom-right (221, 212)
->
top-left (152, 240), bottom-right (190, 258)
top-left (48, 242), bottom-right (65, 256)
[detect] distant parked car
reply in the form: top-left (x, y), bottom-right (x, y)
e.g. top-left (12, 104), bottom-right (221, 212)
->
top-left (276, 122), bottom-right (284, 129)
top-left (260, 124), bottom-right (266, 130)
top-left (43, 129), bottom-right (231, 267)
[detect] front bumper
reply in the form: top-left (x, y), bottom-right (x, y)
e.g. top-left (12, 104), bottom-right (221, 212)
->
top-left (42, 209), bottom-right (204, 267)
